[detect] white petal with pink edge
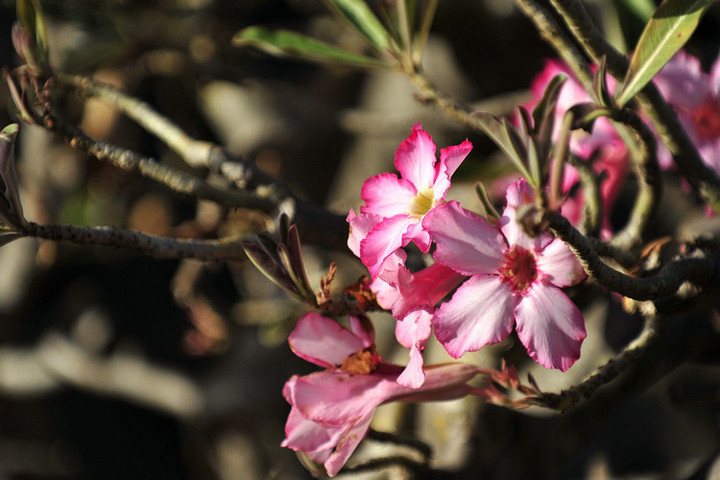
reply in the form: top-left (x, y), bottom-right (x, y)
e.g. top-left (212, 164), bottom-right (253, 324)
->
top-left (433, 275), bottom-right (516, 358)
top-left (514, 282), bottom-right (586, 371)
top-left (423, 201), bottom-right (505, 276)
top-left (536, 238), bottom-right (586, 287)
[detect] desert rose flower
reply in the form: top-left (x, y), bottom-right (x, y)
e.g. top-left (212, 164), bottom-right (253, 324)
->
top-left (370, 249), bottom-right (465, 387)
top-left (654, 50), bottom-right (720, 173)
top-left (347, 123), bottom-right (472, 277)
top-left (423, 179), bottom-right (587, 371)
top-left (282, 312), bottom-right (486, 476)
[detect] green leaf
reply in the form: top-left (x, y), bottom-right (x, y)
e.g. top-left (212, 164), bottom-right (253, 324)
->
top-left (326, 0), bottom-right (392, 52)
top-left (616, 0), bottom-right (715, 107)
top-left (615, 0), bottom-right (657, 21)
top-left (16, 0), bottom-right (49, 69)
top-left (232, 27), bottom-right (388, 69)
top-left (472, 112), bottom-right (533, 182)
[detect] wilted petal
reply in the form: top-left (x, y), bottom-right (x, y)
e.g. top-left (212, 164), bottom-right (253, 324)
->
top-left (289, 313), bottom-right (366, 367)
top-left (323, 412), bottom-right (374, 477)
top-left (282, 404), bottom-right (345, 455)
top-left (290, 370), bottom-right (394, 426)
top-left (394, 123), bottom-right (437, 190)
top-left (347, 315), bottom-right (375, 348)
top-left (433, 275), bottom-right (516, 358)
top-left (514, 282), bottom-right (586, 371)
top-left (360, 173), bottom-right (416, 217)
top-left (423, 201), bottom-right (505, 275)
top-left (536, 238), bottom-right (586, 287)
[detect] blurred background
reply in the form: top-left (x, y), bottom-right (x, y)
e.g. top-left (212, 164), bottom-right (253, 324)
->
top-left (0, 0), bottom-right (718, 478)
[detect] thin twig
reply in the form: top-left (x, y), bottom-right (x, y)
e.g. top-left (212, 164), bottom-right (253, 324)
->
top-left (55, 74), bottom-right (295, 214)
top-left (532, 315), bottom-right (661, 413)
top-left (514, 0), bottom-right (593, 89)
top-left (609, 107), bottom-right (661, 250)
top-left (50, 119), bottom-right (278, 212)
top-left (24, 221), bottom-right (247, 261)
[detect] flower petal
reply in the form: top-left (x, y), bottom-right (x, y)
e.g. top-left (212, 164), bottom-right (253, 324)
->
top-left (290, 370), bottom-right (394, 426)
top-left (423, 201), bottom-right (505, 275)
top-left (433, 139), bottom-right (473, 199)
top-left (360, 215), bottom-right (414, 277)
top-left (282, 404), bottom-right (345, 455)
top-left (396, 342), bottom-right (426, 389)
top-left (347, 209), bottom-right (381, 258)
top-left (500, 178), bottom-right (551, 251)
top-left (289, 313), bottom-right (365, 367)
top-left (536, 238), bottom-right (587, 287)
top-left (323, 412), bottom-right (374, 476)
top-left (360, 173), bottom-right (417, 217)
top-left (514, 283), bottom-right (586, 371)
top-left (347, 315), bottom-right (375, 348)
top-left (433, 275), bottom-right (516, 358)
top-left (395, 308), bottom-right (432, 351)
top-left (394, 123), bottom-right (437, 190)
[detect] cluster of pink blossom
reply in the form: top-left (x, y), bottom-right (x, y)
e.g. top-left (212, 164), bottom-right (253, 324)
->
top-left (526, 50), bottom-right (720, 227)
top-left (281, 124), bottom-right (589, 475)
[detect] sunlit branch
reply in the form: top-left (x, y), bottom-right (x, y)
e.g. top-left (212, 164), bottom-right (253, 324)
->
top-left (23, 221), bottom-right (247, 261)
top-left (549, 212), bottom-right (720, 300)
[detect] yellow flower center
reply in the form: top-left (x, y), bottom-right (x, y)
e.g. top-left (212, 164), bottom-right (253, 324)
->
top-left (409, 188), bottom-right (436, 218)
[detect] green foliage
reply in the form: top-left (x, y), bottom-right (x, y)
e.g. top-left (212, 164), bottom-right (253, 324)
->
top-left (16, 0), bottom-right (49, 69)
top-left (324, 0), bottom-right (392, 52)
top-left (232, 27), bottom-right (389, 69)
top-left (616, 0), bottom-right (716, 107)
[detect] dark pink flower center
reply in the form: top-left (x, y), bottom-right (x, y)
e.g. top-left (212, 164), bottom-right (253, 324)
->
top-left (499, 246), bottom-right (538, 293)
top-left (690, 96), bottom-right (720, 140)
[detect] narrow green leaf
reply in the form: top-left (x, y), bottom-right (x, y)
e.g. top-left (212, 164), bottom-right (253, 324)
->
top-left (232, 27), bottom-right (388, 69)
top-left (16, 0), bottom-right (49, 69)
top-left (326, 0), bottom-right (392, 51)
top-left (472, 112), bottom-right (533, 181)
top-left (616, 0), bottom-right (715, 107)
top-left (614, 0), bottom-right (657, 21)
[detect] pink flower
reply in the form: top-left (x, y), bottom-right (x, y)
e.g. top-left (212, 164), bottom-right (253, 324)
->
top-left (282, 312), bottom-right (485, 476)
top-left (347, 123), bottom-right (472, 277)
top-left (423, 179), bottom-right (587, 371)
top-left (370, 250), bottom-right (465, 387)
top-left (654, 50), bottom-right (720, 173)
top-left (528, 60), bottom-right (629, 235)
